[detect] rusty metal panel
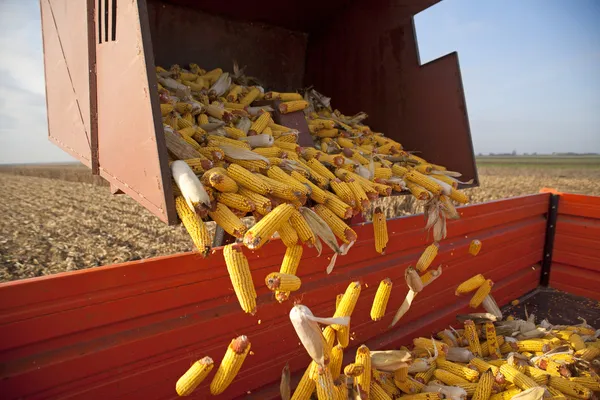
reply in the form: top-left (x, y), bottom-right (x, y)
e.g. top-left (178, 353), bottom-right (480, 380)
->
top-left (146, 0), bottom-right (308, 91)
top-left (40, 0), bottom-right (94, 167)
top-left (550, 193), bottom-right (600, 299)
top-left (305, 0), bottom-right (477, 184)
top-left (95, 0), bottom-right (176, 224)
top-left (0, 194), bottom-right (548, 399)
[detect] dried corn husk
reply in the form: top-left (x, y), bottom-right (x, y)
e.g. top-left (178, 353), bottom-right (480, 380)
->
top-left (171, 160), bottom-right (211, 213)
top-left (240, 134), bottom-right (275, 148)
top-left (446, 347), bottom-right (475, 363)
top-left (218, 144), bottom-right (270, 163)
top-left (423, 383), bottom-right (467, 400)
top-left (370, 350), bottom-right (412, 372)
top-left (289, 304), bottom-right (349, 368)
top-left (280, 363), bottom-right (290, 400)
top-left (405, 267), bottom-right (424, 293)
top-left (511, 387), bottom-right (545, 400)
top-left (482, 295), bottom-right (503, 320)
top-left (390, 289), bottom-right (417, 328)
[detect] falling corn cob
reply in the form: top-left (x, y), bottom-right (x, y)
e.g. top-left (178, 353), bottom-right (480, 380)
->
top-left (244, 203), bottom-right (295, 249)
top-left (175, 196), bottom-right (211, 257)
top-left (373, 207), bottom-right (388, 254)
top-left (415, 243), bottom-right (439, 273)
top-left (209, 335), bottom-right (251, 395)
top-left (176, 356), bottom-right (214, 396)
top-left (456, 274), bottom-right (486, 295)
top-left (469, 239), bottom-right (482, 256)
top-left (265, 272), bottom-right (301, 292)
top-left (371, 278), bottom-right (393, 321)
top-left (470, 279), bottom-right (494, 308)
top-left (332, 281), bottom-right (361, 329)
top-left (223, 244), bottom-right (257, 314)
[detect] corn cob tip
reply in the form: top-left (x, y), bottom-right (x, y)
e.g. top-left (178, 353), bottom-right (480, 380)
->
top-left (231, 335), bottom-right (250, 354)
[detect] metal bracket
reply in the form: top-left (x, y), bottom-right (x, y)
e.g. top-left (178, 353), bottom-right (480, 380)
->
top-left (540, 194), bottom-right (559, 286)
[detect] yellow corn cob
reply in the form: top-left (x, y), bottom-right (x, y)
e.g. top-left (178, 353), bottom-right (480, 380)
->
top-left (244, 203), bottom-right (295, 249)
top-left (217, 192), bottom-right (254, 213)
top-left (548, 376), bottom-right (592, 399)
top-left (275, 244), bottom-right (303, 302)
top-left (222, 245), bottom-right (257, 314)
top-left (469, 240), bottom-right (482, 256)
top-left (175, 196), bottom-right (211, 257)
top-left (175, 356), bottom-right (214, 396)
top-left (404, 170), bottom-right (443, 195)
top-left (450, 188), bottom-right (469, 204)
top-left (490, 387), bottom-right (522, 400)
top-left (300, 162), bottom-right (330, 188)
top-left (329, 179), bottom-right (357, 208)
top-left (414, 363), bottom-right (437, 384)
top-left (415, 243), bottom-right (439, 273)
top-left (499, 342), bottom-right (518, 354)
top-left (394, 365), bottom-right (409, 382)
top-left (276, 221), bottom-right (299, 247)
top-left (420, 267), bottom-right (442, 286)
top-left (279, 100), bottom-right (309, 114)
top-left (370, 278), bottom-right (393, 321)
top-left (578, 347), bottom-right (600, 361)
top-left (398, 394), bottom-right (442, 400)
top-left (336, 137), bottom-right (355, 149)
top-left (195, 147), bottom-right (224, 162)
top-left (290, 210), bottom-right (316, 246)
top-left (226, 84), bottom-right (242, 102)
top-left (204, 104), bottom-right (233, 122)
top-left (174, 102), bottom-right (193, 114)
top-left (314, 128), bottom-right (339, 138)
top-left (499, 364), bottom-right (539, 390)
top-left (470, 358), bottom-right (499, 375)
top-left (370, 381), bottom-right (393, 400)
top-left (324, 194), bottom-right (353, 219)
top-left (413, 337), bottom-right (448, 354)
top-left (314, 204), bottom-right (357, 244)
top-left (228, 158), bottom-right (268, 172)
top-left (249, 112), bottom-right (271, 135)
top-left (256, 174), bottom-right (302, 202)
top-left (291, 171), bottom-right (328, 204)
top-left (522, 366), bottom-right (549, 385)
top-left (236, 188), bottom-right (271, 216)
top-left (452, 382), bottom-right (478, 396)
top-left (315, 365), bottom-right (336, 400)
top-left (307, 158), bottom-right (337, 180)
top-left (348, 179), bottom-right (370, 210)
top-left (430, 173), bottom-right (458, 188)
top-left (413, 164), bottom-right (432, 174)
top-left (355, 345), bottom-right (372, 397)
top-left (372, 167), bottom-right (392, 180)
top-left (265, 272), bottom-right (301, 292)
top-left (208, 203), bottom-right (247, 238)
top-left (337, 325), bottom-right (350, 348)
top-left (291, 362), bottom-right (317, 400)
top-left (329, 344), bottom-right (344, 380)
top-left (333, 281), bottom-right (361, 330)
top-left (204, 170), bottom-right (238, 193)
top-left (197, 113), bottom-right (209, 125)
top-left (179, 132), bottom-right (203, 152)
top-left (178, 126), bottom-right (198, 138)
top-left (222, 126), bottom-right (247, 140)
top-left (464, 320), bottom-right (483, 357)
top-left (433, 369), bottom-right (470, 385)
top-left (516, 340), bottom-right (551, 353)
top-left (252, 147), bottom-right (282, 158)
top-left (392, 164), bottom-right (409, 177)
top-left (484, 322), bottom-right (501, 359)
top-left (394, 377), bottom-right (425, 394)
top-left (344, 363), bottom-right (364, 377)
top-left (226, 164), bottom-right (270, 195)
top-left (472, 369), bottom-right (494, 400)
top-left (269, 92), bottom-right (304, 101)
top-left (321, 326), bottom-right (336, 359)
top-left (160, 103), bottom-right (174, 116)
top-left (208, 134), bottom-right (251, 149)
top-left (209, 335), bottom-right (251, 395)
top-left (405, 182), bottom-right (431, 200)
top-left (437, 359), bottom-right (479, 382)
top-left (546, 386), bottom-right (567, 399)
top-left (569, 334), bottom-right (585, 351)
top-left (239, 87), bottom-right (260, 106)
top-left (569, 377), bottom-right (600, 391)
top-left (373, 207), bottom-right (389, 254)
top-left (470, 279), bottom-right (493, 308)
top-left (177, 116), bottom-right (194, 130)
top-left (267, 166), bottom-right (310, 195)
top-left (456, 274), bottom-right (486, 295)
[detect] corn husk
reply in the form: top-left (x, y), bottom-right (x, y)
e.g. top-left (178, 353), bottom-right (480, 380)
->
top-left (247, 106), bottom-right (274, 116)
top-left (236, 117), bottom-right (252, 134)
top-left (289, 304), bottom-right (350, 367)
top-left (424, 383), bottom-right (467, 400)
top-left (240, 134), bottom-right (275, 148)
top-left (171, 160), bottom-right (211, 213)
top-left (370, 352), bottom-right (411, 372)
top-left (390, 289), bottom-right (417, 328)
top-left (455, 313), bottom-right (498, 324)
top-left (209, 72), bottom-right (231, 97)
top-left (439, 329), bottom-right (458, 347)
top-left (482, 295), bottom-right (503, 320)
top-left (429, 177), bottom-right (453, 196)
top-left (280, 363), bottom-right (290, 400)
top-left (423, 265), bottom-right (443, 288)
top-left (158, 77), bottom-right (191, 98)
top-left (405, 267), bottom-right (424, 293)
top-left (511, 387), bottom-right (545, 400)
top-left (199, 122), bottom-right (225, 132)
top-left (218, 144), bottom-right (270, 163)
top-left (446, 347), bottom-right (475, 363)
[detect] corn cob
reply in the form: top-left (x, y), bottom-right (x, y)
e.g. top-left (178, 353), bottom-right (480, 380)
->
top-left (420, 267), bottom-right (442, 286)
top-left (470, 279), bottom-right (493, 308)
top-left (450, 188), bottom-right (469, 203)
top-left (399, 394), bottom-right (442, 400)
top-left (244, 203), bottom-right (295, 249)
top-left (413, 337), bottom-right (448, 354)
top-left (203, 170), bottom-right (238, 193)
top-left (546, 386), bottom-right (567, 399)
top-left (209, 335), bottom-right (251, 395)
top-left (333, 281), bottom-right (361, 330)
top-left (472, 369), bottom-right (494, 400)
top-left (347, 178), bottom-right (370, 209)
top-left (239, 87), bottom-right (260, 106)
top-left (275, 244), bottom-right (303, 302)
top-left (257, 174), bottom-right (303, 202)
top-left (223, 245), bottom-right (257, 314)
top-left (499, 364), bottom-right (539, 390)
top-left (227, 164), bottom-right (270, 195)
top-left (324, 194), bottom-right (353, 219)
top-left (373, 207), bottom-right (389, 254)
top-left (291, 171), bottom-right (329, 204)
top-left (414, 243), bottom-right (439, 272)
top-left (569, 376), bottom-right (600, 391)
top-left (290, 210), bottom-right (316, 246)
top-left (405, 182), bottom-right (431, 200)
top-left (279, 100), bottom-right (309, 114)
top-left (456, 274), bottom-right (486, 295)
top-left (337, 324), bottom-right (350, 348)
top-left (454, 382), bottom-right (479, 396)
top-left (470, 358), bottom-right (499, 375)
top-left (291, 362), bottom-right (317, 400)
top-left (322, 326), bottom-right (336, 359)
top-left (469, 239), bottom-right (482, 256)
top-left (437, 359), bottom-right (479, 382)
top-left (314, 204), bottom-right (357, 244)
top-left (249, 111), bottom-right (271, 135)
top-left (395, 377), bottom-right (425, 394)
top-left (569, 334), bottom-right (585, 351)
top-left (265, 272), bottom-right (301, 292)
top-left (371, 278), bottom-right (393, 321)
top-left (548, 376), bottom-right (592, 399)
top-left (175, 196), bottom-right (211, 257)
top-left (276, 221), bottom-right (299, 247)
top-left (516, 340), bottom-right (551, 353)
top-left (217, 192), bottom-right (255, 213)
top-left (370, 381), bottom-right (393, 400)
top-left (433, 368), bottom-right (470, 385)
top-left (208, 134), bottom-right (251, 149)
top-left (404, 170), bottom-right (443, 195)
top-left (329, 179), bottom-right (356, 208)
top-left (394, 365), bottom-right (409, 382)
top-left (176, 356), bottom-right (214, 396)
top-left (355, 345), bottom-right (372, 398)
top-left (578, 347), bottom-right (600, 361)
top-left (315, 365), bottom-right (336, 400)
top-left (329, 344), bottom-right (344, 380)
top-left (484, 322), bottom-right (501, 359)
top-left (414, 363), bottom-right (437, 384)
top-left (197, 113), bottom-right (209, 125)
top-left (464, 320), bottom-right (483, 357)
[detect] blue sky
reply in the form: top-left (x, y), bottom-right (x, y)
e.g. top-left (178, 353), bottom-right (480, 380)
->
top-left (0, 0), bottom-right (598, 164)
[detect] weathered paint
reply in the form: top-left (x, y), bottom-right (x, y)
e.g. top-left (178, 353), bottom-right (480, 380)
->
top-left (0, 194), bottom-right (548, 399)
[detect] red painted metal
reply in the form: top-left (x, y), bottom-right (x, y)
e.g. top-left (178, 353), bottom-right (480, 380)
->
top-left (42, 0), bottom-right (478, 224)
top-left (0, 194), bottom-right (548, 399)
top-left (550, 193), bottom-right (600, 300)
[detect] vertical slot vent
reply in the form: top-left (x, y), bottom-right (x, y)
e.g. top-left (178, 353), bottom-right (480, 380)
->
top-left (98, 0), bottom-right (117, 44)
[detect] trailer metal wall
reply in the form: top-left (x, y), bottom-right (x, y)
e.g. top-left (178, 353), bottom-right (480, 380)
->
top-left (550, 193), bottom-right (600, 300)
top-left (0, 194), bottom-right (548, 399)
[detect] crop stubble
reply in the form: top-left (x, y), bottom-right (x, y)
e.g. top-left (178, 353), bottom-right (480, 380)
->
top-left (1, 164), bottom-right (599, 282)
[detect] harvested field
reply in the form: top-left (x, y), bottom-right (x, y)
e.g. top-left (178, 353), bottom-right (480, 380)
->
top-left (1, 158), bottom-right (599, 282)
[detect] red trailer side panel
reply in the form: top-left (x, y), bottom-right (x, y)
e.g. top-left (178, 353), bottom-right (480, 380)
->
top-left (550, 193), bottom-right (600, 300)
top-left (0, 194), bottom-right (549, 399)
